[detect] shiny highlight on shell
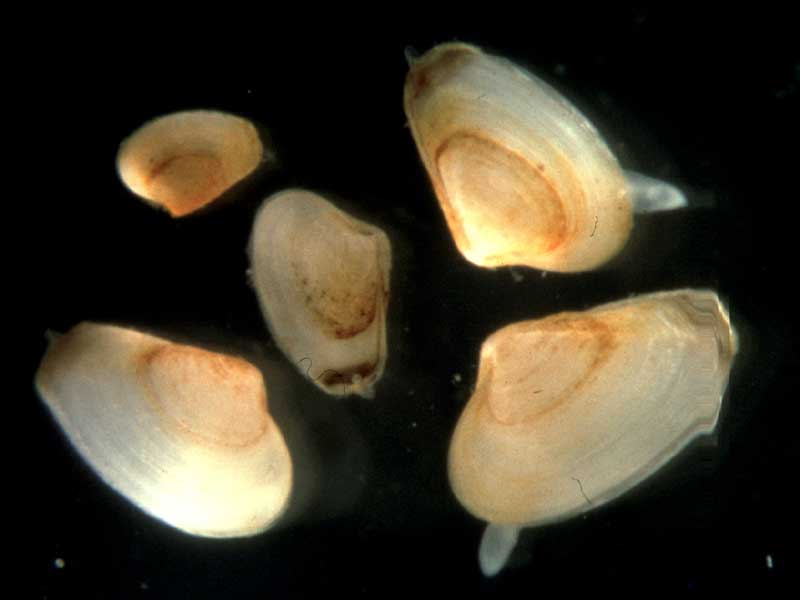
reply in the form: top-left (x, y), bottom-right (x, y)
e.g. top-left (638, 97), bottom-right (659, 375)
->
top-left (35, 322), bottom-right (293, 537)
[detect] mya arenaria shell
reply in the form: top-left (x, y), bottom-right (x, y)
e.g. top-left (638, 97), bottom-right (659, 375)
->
top-left (404, 43), bottom-right (632, 272)
top-left (249, 189), bottom-right (391, 397)
top-left (35, 322), bottom-right (292, 537)
top-left (449, 289), bottom-right (737, 527)
top-left (116, 110), bottom-right (263, 217)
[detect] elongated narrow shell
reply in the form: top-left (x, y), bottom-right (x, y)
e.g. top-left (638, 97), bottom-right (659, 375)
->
top-left (249, 189), bottom-right (391, 397)
top-left (117, 110), bottom-right (263, 217)
top-left (35, 323), bottom-right (292, 537)
top-left (449, 289), bottom-right (737, 527)
top-left (404, 43), bottom-right (632, 272)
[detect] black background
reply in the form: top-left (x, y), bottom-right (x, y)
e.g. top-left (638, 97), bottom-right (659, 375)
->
top-left (25, 8), bottom-right (798, 598)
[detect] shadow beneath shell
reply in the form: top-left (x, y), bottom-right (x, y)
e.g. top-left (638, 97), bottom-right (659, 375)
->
top-left (247, 344), bottom-right (370, 531)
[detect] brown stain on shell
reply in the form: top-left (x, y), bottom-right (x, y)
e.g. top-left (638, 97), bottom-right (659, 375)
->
top-left (144, 152), bottom-right (225, 217)
top-left (293, 223), bottom-right (387, 341)
top-left (139, 343), bottom-right (270, 449)
top-left (319, 361), bottom-right (378, 387)
top-left (434, 131), bottom-right (568, 258)
top-left (406, 44), bottom-right (476, 101)
top-left (483, 315), bottom-right (619, 426)
top-left (303, 281), bottom-right (379, 340)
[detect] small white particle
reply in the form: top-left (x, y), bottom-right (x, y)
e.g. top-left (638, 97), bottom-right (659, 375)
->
top-left (510, 268), bottom-right (524, 283)
top-left (540, 271), bottom-right (548, 278)
top-left (766, 555), bottom-right (774, 569)
top-left (54, 558), bottom-right (65, 569)
top-left (452, 373), bottom-right (462, 384)
top-left (411, 421), bottom-right (417, 428)
top-left (407, 388), bottom-right (415, 396)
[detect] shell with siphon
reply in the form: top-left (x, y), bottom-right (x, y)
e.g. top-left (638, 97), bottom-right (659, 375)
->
top-left (447, 289), bottom-right (737, 575)
top-left (404, 43), bottom-right (687, 272)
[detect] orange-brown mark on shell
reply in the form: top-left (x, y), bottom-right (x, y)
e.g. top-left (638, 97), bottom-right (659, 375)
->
top-left (141, 344), bottom-right (269, 448)
top-left (319, 362), bottom-right (377, 386)
top-left (302, 279), bottom-right (379, 340)
top-left (434, 132), bottom-right (568, 262)
top-left (483, 315), bottom-right (618, 426)
top-left (407, 45), bottom-right (475, 101)
top-left (293, 221), bottom-right (384, 340)
top-left (144, 152), bottom-right (225, 217)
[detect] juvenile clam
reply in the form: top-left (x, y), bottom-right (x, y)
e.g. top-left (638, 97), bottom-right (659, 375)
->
top-left (404, 43), bottom-right (687, 272)
top-left (447, 290), bottom-right (737, 575)
top-left (116, 110), bottom-right (263, 217)
top-left (35, 323), bottom-right (292, 537)
top-left (249, 189), bottom-right (391, 397)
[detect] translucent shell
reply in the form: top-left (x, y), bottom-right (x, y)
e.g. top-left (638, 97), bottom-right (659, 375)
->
top-left (404, 43), bottom-right (633, 272)
top-left (35, 323), bottom-right (292, 537)
top-left (116, 110), bottom-right (263, 217)
top-left (448, 290), bottom-right (737, 571)
top-left (249, 189), bottom-right (391, 397)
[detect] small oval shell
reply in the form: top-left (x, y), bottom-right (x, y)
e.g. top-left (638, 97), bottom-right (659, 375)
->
top-left (117, 110), bottom-right (263, 217)
top-left (35, 323), bottom-right (292, 537)
top-left (449, 289), bottom-right (736, 526)
top-left (249, 189), bottom-right (391, 397)
top-left (404, 43), bottom-right (632, 272)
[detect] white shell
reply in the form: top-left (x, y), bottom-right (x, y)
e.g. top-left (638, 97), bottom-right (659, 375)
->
top-left (35, 323), bottom-right (292, 537)
top-left (249, 189), bottom-right (391, 397)
top-left (404, 43), bottom-right (633, 272)
top-left (448, 290), bottom-right (737, 572)
top-left (117, 110), bottom-right (263, 217)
